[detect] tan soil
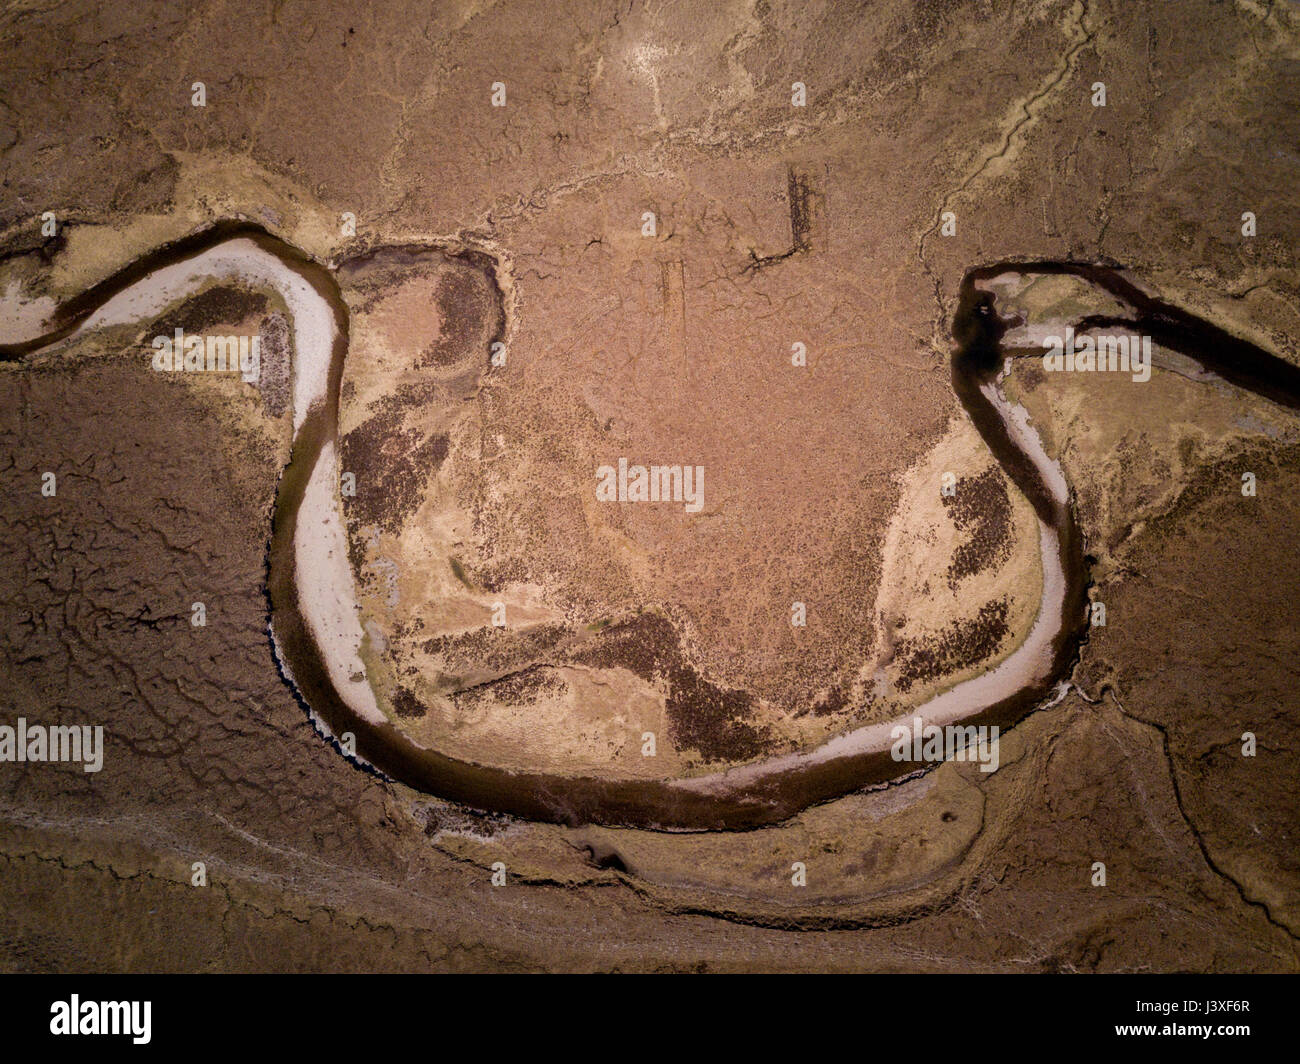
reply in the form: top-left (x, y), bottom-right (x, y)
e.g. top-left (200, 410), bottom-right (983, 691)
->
top-left (1, 0), bottom-right (1298, 971)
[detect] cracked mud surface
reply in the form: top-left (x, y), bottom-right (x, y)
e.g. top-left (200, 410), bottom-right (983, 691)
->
top-left (1, 0), bottom-right (1299, 971)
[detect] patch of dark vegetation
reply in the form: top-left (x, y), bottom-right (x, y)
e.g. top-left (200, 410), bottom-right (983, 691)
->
top-left (390, 687), bottom-right (427, 719)
top-left (422, 263), bottom-right (505, 368)
top-left (664, 661), bottom-right (769, 762)
top-left (258, 310), bottom-right (291, 417)
top-left (570, 612), bottom-right (677, 682)
top-left (894, 598), bottom-right (1011, 693)
top-left (943, 466), bottom-right (1013, 586)
top-left (469, 557), bottom-right (530, 593)
top-left (809, 684), bottom-right (847, 717)
top-left (171, 285), bottom-right (267, 333)
top-left (569, 612), bottom-right (769, 763)
top-left (360, 380), bottom-right (450, 422)
top-left (340, 414), bottom-right (449, 534)
top-left (345, 521), bottom-right (372, 580)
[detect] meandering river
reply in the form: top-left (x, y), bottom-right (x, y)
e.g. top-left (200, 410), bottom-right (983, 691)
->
top-left (4, 224), bottom-right (1295, 830)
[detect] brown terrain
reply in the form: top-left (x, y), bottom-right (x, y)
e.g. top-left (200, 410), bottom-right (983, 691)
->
top-left (0, 0), bottom-right (1298, 971)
